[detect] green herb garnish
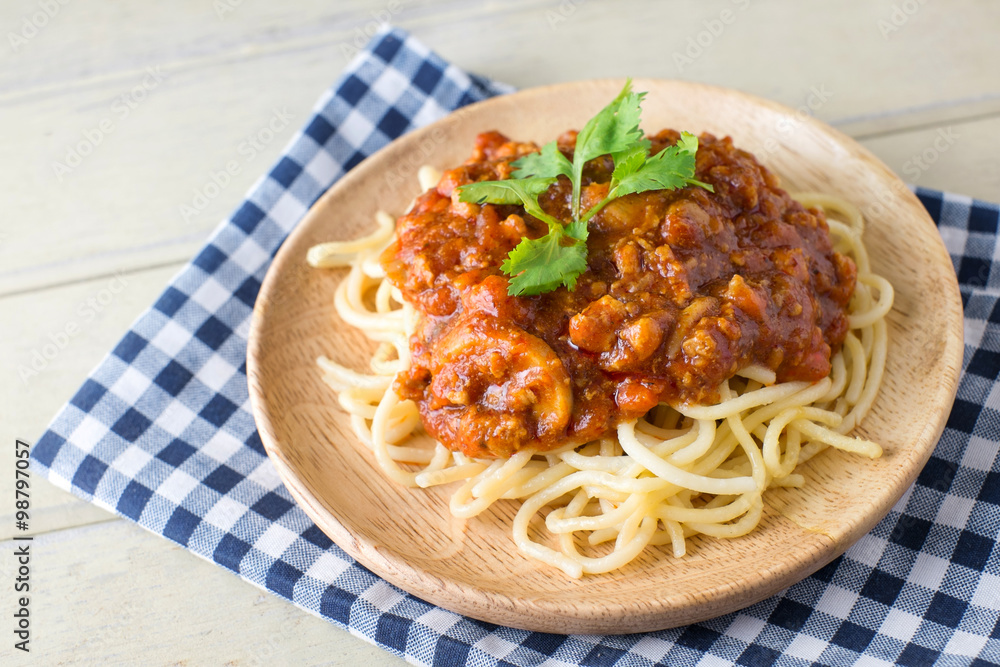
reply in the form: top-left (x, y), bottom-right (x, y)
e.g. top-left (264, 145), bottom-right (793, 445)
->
top-left (457, 79), bottom-right (713, 296)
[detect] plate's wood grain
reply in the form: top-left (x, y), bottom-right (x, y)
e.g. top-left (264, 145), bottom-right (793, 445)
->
top-left (246, 79), bottom-right (963, 634)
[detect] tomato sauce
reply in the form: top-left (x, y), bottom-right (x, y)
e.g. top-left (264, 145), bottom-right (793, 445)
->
top-left (382, 130), bottom-right (856, 458)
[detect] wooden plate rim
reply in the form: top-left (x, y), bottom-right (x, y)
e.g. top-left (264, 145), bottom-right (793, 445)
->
top-left (247, 78), bottom-right (964, 633)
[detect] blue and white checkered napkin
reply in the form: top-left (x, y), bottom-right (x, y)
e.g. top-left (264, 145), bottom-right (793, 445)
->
top-left (31, 25), bottom-right (1000, 666)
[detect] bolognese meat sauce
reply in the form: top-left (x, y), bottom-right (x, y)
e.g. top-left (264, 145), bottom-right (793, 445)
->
top-left (381, 130), bottom-right (857, 458)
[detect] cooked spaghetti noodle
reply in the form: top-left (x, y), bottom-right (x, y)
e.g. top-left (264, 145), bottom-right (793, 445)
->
top-left (308, 169), bottom-right (892, 578)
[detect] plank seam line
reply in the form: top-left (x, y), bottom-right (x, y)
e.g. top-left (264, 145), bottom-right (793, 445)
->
top-left (830, 91), bottom-right (1000, 128)
top-left (847, 108), bottom-right (1000, 141)
top-left (0, 258), bottom-right (188, 300)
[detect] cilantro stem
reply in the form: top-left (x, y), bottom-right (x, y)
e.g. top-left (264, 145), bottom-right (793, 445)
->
top-left (685, 177), bottom-right (714, 191)
top-left (577, 197), bottom-right (610, 227)
top-left (521, 200), bottom-right (566, 233)
top-left (570, 167), bottom-right (584, 226)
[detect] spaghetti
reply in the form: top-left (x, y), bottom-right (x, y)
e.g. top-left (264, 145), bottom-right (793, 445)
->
top-left (308, 167), bottom-right (893, 578)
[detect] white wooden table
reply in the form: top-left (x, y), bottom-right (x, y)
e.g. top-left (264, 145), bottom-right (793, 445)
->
top-left (2, 1), bottom-right (998, 664)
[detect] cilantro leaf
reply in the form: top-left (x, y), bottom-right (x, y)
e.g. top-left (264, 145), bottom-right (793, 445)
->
top-left (457, 177), bottom-right (555, 206)
top-left (570, 78), bottom-right (646, 217)
top-left (511, 141), bottom-right (573, 180)
top-left (611, 132), bottom-right (714, 198)
top-left (565, 219), bottom-right (588, 242)
top-left (457, 177), bottom-right (563, 229)
top-left (676, 130), bottom-right (699, 155)
top-left (574, 79), bottom-right (646, 166)
top-left (609, 141), bottom-right (650, 191)
top-left (501, 231), bottom-right (588, 296)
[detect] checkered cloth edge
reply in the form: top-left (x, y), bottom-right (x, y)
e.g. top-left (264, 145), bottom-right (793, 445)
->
top-left (30, 26), bottom-right (1000, 667)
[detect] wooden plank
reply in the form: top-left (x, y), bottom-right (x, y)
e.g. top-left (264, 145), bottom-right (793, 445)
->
top-left (0, 52), bottom-right (334, 295)
top-left (1, 521), bottom-right (405, 666)
top-left (835, 96), bottom-right (1000, 141)
top-left (859, 115), bottom-right (1000, 202)
top-left (3, 0), bottom-right (1000, 294)
top-left (4, 0), bottom-right (998, 115)
top-left (415, 0), bottom-right (1000, 124)
top-left (0, 264), bottom-right (183, 538)
top-left (0, 0), bottom-right (422, 93)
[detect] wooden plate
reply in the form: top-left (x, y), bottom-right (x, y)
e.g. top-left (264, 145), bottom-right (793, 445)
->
top-left (246, 79), bottom-right (963, 634)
